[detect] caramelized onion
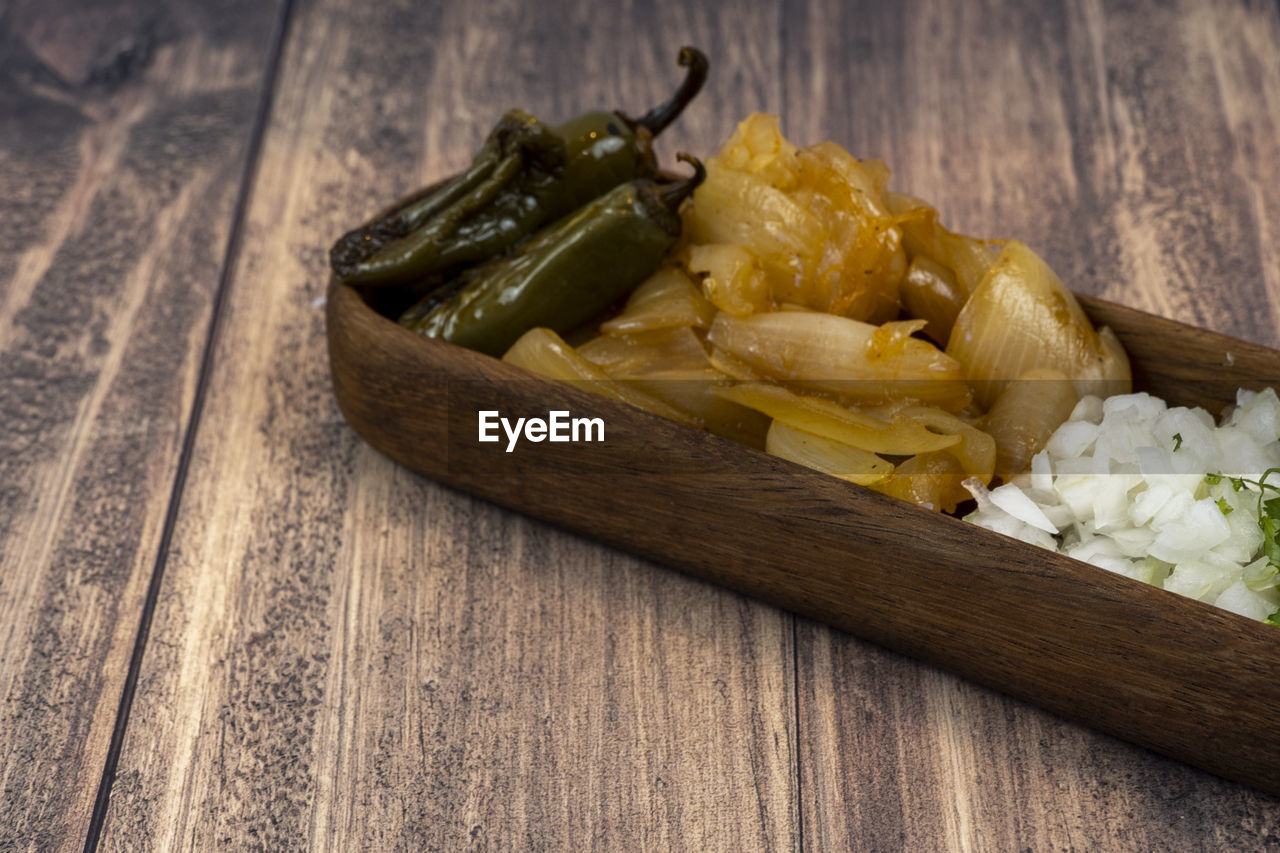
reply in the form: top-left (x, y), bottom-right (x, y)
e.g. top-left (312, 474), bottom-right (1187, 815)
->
top-left (887, 192), bottom-right (1000, 296)
top-left (709, 310), bottom-right (971, 410)
top-left (765, 420), bottom-right (893, 485)
top-left (946, 241), bottom-right (1131, 408)
top-left (685, 243), bottom-right (772, 316)
top-left (578, 327), bottom-right (710, 376)
top-left (503, 328), bottom-right (693, 424)
top-left (981, 368), bottom-right (1079, 481)
top-left (600, 266), bottom-right (717, 334)
top-left (867, 451), bottom-right (969, 513)
top-left (901, 256), bottom-right (966, 345)
top-left (713, 382), bottom-right (961, 455)
top-left (893, 406), bottom-right (996, 482)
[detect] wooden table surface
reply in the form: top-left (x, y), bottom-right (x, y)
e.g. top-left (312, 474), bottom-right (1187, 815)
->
top-left (4, 0), bottom-right (1280, 850)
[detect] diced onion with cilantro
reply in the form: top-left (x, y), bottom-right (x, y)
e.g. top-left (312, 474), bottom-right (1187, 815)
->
top-left (964, 388), bottom-right (1280, 623)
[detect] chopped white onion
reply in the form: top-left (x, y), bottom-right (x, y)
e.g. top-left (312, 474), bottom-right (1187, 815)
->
top-left (988, 483), bottom-right (1058, 533)
top-left (964, 389), bottom-right (1280, 623)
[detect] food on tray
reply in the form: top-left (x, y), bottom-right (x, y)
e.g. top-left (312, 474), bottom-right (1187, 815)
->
top-left (965, 389), bottom-right (1280, 623)
top-left (326, 52), bottom-right (1280, 626)
top-left (505, 113), bottom-right (1131, 512)
top-left (945, 241), bottom-right (1130, 408)
top-left (330, 88), bottom-right (1136, 518)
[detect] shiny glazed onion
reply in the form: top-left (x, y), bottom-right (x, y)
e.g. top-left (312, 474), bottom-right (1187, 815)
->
top-left (501, 113), bottom-right (1133, 513)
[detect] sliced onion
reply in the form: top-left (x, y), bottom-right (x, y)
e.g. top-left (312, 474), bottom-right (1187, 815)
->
top-left (945, 240), bottom-right (1131, 408)
top-left (577, 326), bottom-right (710, 377)
top-left (783, 143), bottom-right (906, 322)
top-left (706, 345), bottom-right (765, 381)
top-left (866, 318), bottom-right (928, 359)
top-left (901, 256), bottom-right (966, 345)
top-left (893, 406), bottom-right (996, 483)
top-left (708, 310), bottom-right (971, 410)
top-left (982, 368), bottom-right (1080, 481)
top-left (684, 164), bottom-right (822, 289)
top-left (886, 192), bottom-right (1000, 296)
top-left (713, 382), bottom-right (961, 455)
top-left (685, 115), bottom-right (907, 323)
top-left (600, 266), bottom-right (717, 334)
top-left (623, 368), bottom-right (771, 449)
top-left (765, 420), bottom-right (893, 486)
top-left (868, 451), bottom-right (969, 513)
top-left (684, 243), bottom-right (772, 316)
top-left (710, 112), bottom-right (801, 188)
top-left (502, 328), bottom-right (693, 424)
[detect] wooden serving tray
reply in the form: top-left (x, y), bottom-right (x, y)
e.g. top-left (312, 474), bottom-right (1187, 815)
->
top-left (326, 274), bottom-right (1280, 798)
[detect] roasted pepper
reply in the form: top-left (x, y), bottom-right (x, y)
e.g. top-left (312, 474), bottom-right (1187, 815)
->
top-left (400, 155), bottom-right (706, 357)
top-left (330, 47), bottom-right (709, 288)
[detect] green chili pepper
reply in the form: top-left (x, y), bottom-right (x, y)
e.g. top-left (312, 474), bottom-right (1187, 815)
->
top-left (330, 47), bottom-right (709, 288)
top-left (399, 154), bottom-right (706, 357)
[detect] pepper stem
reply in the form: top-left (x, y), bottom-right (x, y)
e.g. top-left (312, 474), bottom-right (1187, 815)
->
top-left (634, 47), bottom-right (709, 136)
top-left (656, 153), bottom-right (706, 209)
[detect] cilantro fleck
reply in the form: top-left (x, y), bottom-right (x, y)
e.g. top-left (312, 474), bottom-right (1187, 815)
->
top-left (1204, 472), bottom-right (1223, 485)
top-left (1217, 497), bottom-right (1234, 515)
top-left (1264, 518), bottom-right (1280, 568)
top-left (1256, 469), bottom-right (1280, 570)
top-left (1172, 432), bottom-right (1183, 451)
top-left (1221, 468), bottom-right (1280, 573)
top-left (1266, 610), bottom-right (1280, 628)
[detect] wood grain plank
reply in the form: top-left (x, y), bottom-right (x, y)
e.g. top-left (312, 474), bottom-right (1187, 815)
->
top-left (100, 1), bottom-right (799, 849)
top-left (0, 2), bottom-right (283, 850)
top-left (787, 0), bottom-right (1280, 848)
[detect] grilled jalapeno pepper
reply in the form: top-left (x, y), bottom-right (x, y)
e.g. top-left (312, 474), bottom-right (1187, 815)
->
top-left (330, 47), bottom-right (709, 288)
top-left (399, 155), bottom-right (706, 357)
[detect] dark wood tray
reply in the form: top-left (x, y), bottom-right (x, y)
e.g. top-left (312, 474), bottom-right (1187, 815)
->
top-left (326, 271), bottom-right (1280, 798)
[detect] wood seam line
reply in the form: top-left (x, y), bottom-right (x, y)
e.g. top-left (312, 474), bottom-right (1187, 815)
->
top-left (777, 3), bottom-right (805, 850)
top-left (792, 614), bottom-right (804, 853)
top-left (79, 2), bottom-right (298, 849)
